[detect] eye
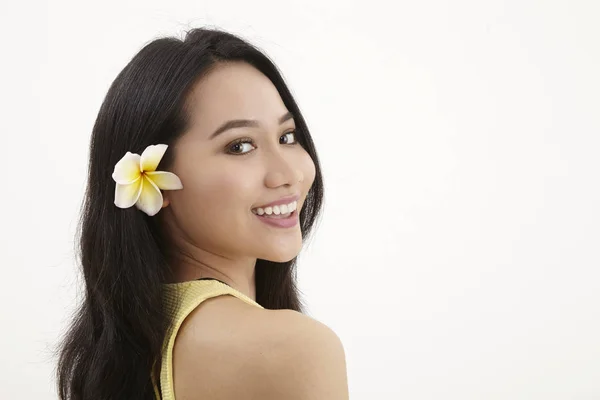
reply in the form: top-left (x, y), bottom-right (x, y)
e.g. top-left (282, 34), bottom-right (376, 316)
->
top-left (226, 130), bottom-right (299, 156)
top-left (280, 130), bottom-right (298, 145)
top-left (227, 138), bottom-right (256, 155)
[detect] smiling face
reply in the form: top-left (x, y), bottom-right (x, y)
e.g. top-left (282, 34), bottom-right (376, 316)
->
top-left (160, 61), bottom-right (316, 264)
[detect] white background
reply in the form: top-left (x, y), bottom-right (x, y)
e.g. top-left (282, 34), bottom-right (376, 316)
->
top-left (1, 0), bottom-right (599, 399)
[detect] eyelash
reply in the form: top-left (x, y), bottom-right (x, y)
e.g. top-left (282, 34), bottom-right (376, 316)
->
top-left (226, 130), bottom-right (299, 156)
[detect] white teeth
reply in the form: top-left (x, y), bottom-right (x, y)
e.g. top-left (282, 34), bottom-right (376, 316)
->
top-left (252, 200), bottom-right (297, 216)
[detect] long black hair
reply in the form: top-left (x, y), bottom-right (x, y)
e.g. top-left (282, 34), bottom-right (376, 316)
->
top-left (54, 27), bottom-right (324, 400)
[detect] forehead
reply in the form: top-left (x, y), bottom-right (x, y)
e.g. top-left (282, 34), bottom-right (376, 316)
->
top-left (185, 62), bottom-right (288, 134)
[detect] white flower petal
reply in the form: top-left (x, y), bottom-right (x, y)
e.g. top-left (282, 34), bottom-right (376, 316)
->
top-left (140, 144), bottom-right (168, 172)
top-left (112, 152), bottom-right (142, 184)
top-left (114, 177), bottom-right (142, 208)
top-left (135, 175), bottom-right (164, 216)
top-left (145, 171), bottom-right (183, 190)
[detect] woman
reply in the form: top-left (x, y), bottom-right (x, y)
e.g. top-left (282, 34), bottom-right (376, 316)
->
top-left (55, 27), bottom-right (349, 399)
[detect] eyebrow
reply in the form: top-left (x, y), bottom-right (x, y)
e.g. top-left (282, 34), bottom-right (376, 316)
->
top-left (209, 111), bottom-right (295, 140)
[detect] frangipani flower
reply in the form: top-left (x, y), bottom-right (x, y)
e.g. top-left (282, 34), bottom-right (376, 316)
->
top-left (112, 144), bottom-right (183, 216)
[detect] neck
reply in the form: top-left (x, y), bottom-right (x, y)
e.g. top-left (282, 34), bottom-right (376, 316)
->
top-left (168, 251), bottom-right (257, 301)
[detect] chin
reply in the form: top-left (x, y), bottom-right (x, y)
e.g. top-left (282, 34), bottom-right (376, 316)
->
top-left (262, 245), bottom-right (302, 263)
top-left (254, 232), bottom-right (303, 262)
top-left (269, 254), bottom-right (298, 263)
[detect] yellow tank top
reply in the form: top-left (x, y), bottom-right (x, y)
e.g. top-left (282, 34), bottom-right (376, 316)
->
top-left (151, 278), bottom-right (264, 400)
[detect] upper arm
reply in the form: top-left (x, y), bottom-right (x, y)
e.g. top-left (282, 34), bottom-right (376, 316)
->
top-left (247, 310), bottom-right (349, 400)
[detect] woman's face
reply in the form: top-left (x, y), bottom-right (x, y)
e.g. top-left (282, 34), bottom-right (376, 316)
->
top-left (161, 61), bottom-right (316, 264)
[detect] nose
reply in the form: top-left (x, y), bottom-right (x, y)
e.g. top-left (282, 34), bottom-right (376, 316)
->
top-left (264, 149), bottom-right (303, 189)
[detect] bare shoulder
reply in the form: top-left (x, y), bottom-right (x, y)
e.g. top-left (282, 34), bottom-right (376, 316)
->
top-left (173, 296), bottom-right (349, 400)
top-left (252, 309), bottom-right (350, 400)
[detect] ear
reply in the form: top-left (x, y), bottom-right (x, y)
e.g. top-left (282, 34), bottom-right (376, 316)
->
top-left (161, 195), bottom-right (170, 209)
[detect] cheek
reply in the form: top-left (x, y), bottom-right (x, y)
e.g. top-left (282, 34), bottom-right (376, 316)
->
top-left (177, 166), bottom-right (254, 213)
top-left (169, 167), bottom-right (255, 246)
top-left (301, 152), bottom-right (317, 188)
